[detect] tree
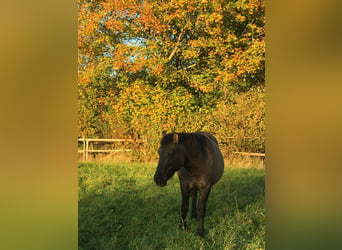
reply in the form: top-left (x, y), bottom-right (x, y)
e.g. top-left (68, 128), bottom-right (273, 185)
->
top-left (78, 0), bottom-right (265, 158)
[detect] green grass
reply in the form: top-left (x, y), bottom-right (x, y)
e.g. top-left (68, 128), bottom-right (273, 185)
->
top-left (79, 162), bottom-right (265, 249)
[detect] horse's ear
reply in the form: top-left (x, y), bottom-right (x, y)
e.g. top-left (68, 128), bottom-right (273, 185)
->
top-left (162, 130), bottom-right (167, 137)
top-left (173, 133), bottom-right (179, 144)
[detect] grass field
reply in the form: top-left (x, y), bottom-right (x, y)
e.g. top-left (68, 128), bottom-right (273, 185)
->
top-left (78, 162), bottom-right (265, 249)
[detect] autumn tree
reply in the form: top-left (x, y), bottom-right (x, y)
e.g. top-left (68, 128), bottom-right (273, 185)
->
top-left (78, 0), bottom-right (265, 159)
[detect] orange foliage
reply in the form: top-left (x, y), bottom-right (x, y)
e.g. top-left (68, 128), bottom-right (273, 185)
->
top-left (78, 0), bottom-right (265, 160)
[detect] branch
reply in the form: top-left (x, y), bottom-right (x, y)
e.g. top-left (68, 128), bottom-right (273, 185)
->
top-left (166, 25), bottom-right (186, 63)
top-left (167, 45), bottom-right (179, 63)
top-left (176, 63), bottom-right (197, 73)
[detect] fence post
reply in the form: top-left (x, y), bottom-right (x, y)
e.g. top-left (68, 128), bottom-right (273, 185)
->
top-left (85, 139), bottom-right (89, 161)
top-left (82, 137), bottom-right (86, 161)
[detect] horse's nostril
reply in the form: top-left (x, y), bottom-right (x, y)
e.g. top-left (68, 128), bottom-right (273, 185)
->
top-left (154, 176), bottom-right (166, 187)
top-left (156, 181), bottom-right (166, 187)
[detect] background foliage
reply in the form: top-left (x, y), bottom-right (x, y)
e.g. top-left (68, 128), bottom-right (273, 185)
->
top-left (78, 0), bottom-right (265, 161)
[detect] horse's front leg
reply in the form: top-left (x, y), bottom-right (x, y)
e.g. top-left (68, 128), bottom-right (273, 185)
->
top-left (180, 183), bottom-right (190, 230)
top-left (190, 189), bottom-right (198, 219)
top-left (197, 186), bottom-right (211, 237)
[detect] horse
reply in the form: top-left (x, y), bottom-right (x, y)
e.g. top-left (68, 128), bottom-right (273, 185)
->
top-left (153, 132), bottom-right (224, 236)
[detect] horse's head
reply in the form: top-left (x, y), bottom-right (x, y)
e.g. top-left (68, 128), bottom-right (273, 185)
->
top-left (154, 133), bottom-right (184, 187)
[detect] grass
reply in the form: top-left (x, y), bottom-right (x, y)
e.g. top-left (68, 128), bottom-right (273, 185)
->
top-left (78, 162), bottom-right (265, 249)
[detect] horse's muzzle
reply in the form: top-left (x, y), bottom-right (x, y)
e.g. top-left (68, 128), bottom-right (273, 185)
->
top-left (154, 174), bottom-right (167, 187)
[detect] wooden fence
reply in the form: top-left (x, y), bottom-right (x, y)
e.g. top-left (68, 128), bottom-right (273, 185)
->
top-left (233, 152), bottom-right (265, 157)
top-left (78, 137), bottom-right (265, 161)
top-left (224, 136), bottom-right (265, 157)
top-left (78, 138), bottom-right (142, 161)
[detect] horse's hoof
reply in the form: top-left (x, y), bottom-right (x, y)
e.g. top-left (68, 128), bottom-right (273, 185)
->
top-left (197, 229), bottom-right (205, 237)
top-left (179, 221), bottom-right (187, 230)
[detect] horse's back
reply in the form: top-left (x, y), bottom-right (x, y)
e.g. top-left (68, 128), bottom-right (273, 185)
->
top-left (195, 131), bottom-right (219, 145)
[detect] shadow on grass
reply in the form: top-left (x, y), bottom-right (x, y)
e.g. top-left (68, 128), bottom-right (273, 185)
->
top-left (211, 167), bottom-right (265, 212)
top-left (78, 165), bottom-right (264, 249)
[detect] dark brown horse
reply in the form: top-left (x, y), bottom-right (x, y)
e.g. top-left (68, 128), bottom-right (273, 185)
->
top-left (154, 132), bottom-right (224, 236)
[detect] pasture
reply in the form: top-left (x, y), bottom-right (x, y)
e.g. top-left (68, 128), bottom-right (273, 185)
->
top-left (78, 162), bottom-right (265, 249)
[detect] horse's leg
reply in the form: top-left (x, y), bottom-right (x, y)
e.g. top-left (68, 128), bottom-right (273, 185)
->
top-left (190, 189), bottom-right (197, 219)
top-left (197, 186), bottom-right (211, 237)
top-left (180, 182), bottom-right (190, 229)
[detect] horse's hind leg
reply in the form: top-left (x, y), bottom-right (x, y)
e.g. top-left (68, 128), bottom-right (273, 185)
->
top-left (190, 189), bottom-right (197, 219)
top-left (197, 186), bottom-right (211, 237)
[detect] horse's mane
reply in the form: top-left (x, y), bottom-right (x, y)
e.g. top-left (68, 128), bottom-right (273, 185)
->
top-left (161, 132), bottom-right (215, 157)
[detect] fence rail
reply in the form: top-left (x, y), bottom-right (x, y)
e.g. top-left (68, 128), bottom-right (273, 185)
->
top-left (79, 138), bottom-right (135, 142)
top-left (78, 138), bottom-right (143, 161)
top-left (233, 152), bottom-right (265, 157)
top-left (78, 137), bottom-right (265, 161)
